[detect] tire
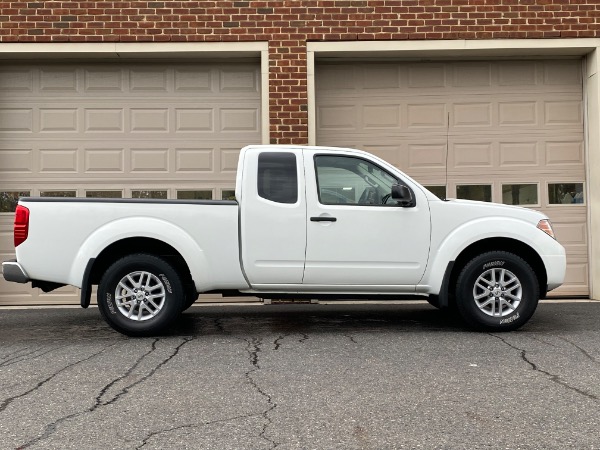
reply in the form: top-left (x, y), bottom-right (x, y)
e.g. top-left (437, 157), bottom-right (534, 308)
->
top-left (455, 251), bottom-right (539, 331)
top-left (181, 286), bottom-right (199, 312)
top-left (97, 254), bottom-right (184, 336)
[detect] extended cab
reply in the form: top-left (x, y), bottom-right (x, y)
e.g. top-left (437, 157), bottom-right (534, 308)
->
top-left (2, 145), bottom-right (566, 335)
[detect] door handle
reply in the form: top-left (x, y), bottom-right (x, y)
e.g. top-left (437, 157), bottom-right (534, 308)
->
top-left (310, 216), bottom-right (337, 222)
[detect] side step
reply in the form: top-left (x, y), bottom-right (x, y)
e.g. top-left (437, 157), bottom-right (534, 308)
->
top-left (262, 298), bottom-right (319, 305)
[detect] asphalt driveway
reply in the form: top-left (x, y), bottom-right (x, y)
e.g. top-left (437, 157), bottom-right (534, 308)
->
top-left (0, 300), bottom-right (599, 449)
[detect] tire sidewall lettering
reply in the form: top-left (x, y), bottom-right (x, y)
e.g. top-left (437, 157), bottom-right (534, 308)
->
top-left (106, 293), bottom-right (117, 315)
top-left (482, 260), bottom-right (505, 270)
top-left (499, 311), bottom-right (520, 325)
top-left (159, 274), bottom-right (172, 294)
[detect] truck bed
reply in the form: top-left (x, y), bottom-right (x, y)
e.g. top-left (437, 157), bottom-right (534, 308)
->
top-left (14, 197), bottom-right (248, 292)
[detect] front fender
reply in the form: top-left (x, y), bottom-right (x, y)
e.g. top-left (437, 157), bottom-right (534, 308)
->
top-left (67, 217), bottom-right (210, 291)
top-left (421, 216), bottom-right (564, 294)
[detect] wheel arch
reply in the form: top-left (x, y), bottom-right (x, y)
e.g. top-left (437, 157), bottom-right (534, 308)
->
top-left (81, 237), bottom-right (195, 308)
top-left (446, 237), bottom-right (548, 306)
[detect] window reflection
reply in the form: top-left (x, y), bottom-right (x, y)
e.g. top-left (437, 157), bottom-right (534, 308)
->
top-left (548, 183), bottom-right (584, 204)
top-left (221, 189), bottom-right (236, 201)
top-left (424, 185), bottom-right (446, 200)
top-left (502, 184), bottom-right (537, 206)
top-left (456, 185), bottom-right (491, 202)
top-left (40, 191), bottom-right (76, 198)
top-left (86, 191), bottom-right (122, 198)
top-left (0, 191), bottom-right (30, 212)
top-left (177, 190), bottom-right (212, 200)
top-left (132, 190), bottom-right (167, 199)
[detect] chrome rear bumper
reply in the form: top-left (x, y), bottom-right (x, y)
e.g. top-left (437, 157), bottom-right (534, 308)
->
top-left (2, 259), bottom-right (30, 284)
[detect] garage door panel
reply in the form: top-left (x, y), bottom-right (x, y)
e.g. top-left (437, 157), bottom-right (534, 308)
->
top-left (0, 61), bottom-right (261, 305)
top-left (316, 59), bottom-right (588, 296)
top-left (0, 108), bottom-right (33, 132)
top-left (562, 260), bottom-right (589, 296)
top-left (408, 64), bottom-right (445, 88)
top-left (543, 60), bottom-right (583, 86)
top-left (545, 141), bottom-right (584, 166)
top-left (0, 149), bottom-right (34, 174)
top-left (83, 148), bottom-right (125, 173)
top-left (175, 148), bottom-right (214, 173)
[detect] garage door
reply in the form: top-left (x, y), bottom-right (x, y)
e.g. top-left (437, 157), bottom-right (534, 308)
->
top-left (316, 60), bottom-right (587, 296)
top-left (0, 61), bottom-right (261, 305)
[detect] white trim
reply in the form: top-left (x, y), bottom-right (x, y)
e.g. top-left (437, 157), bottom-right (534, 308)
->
top-left (585, 48), bottom-right (600, 300)
top-left (260, 48), bottom-right (270, 144)
top-left (307, 50), bottom-right (317, 146)
top-left (0, 41), bottom-right (268, 59)
top-left (307, 38), bottom-right (600, 57)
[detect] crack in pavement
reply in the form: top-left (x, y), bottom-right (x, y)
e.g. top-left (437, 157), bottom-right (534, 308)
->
top-left (0, 346), bottom-right (64, 369)
top-left (134, 412), bottom-right (265, 449)
top-left (273, 335), bottom-right (288, 351)
top-left (0, 342), bottom-right (117, 414)
top-left (344, 334), bottom-right (358, 344)
top-left (490, 333), bottom-right (598, 402)
top-left (15, 337), bottom-right (194, 449)
top-left (92, 338), bottom-right (159, 409)
top-left (558, 336), bottom-right (600, 365)
top-left (528, 335), bottom-right (558, 348)
top-left (243, 337), bottom-right (278, 449)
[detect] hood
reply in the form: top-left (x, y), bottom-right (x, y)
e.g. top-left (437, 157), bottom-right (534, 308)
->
top-left (431, 198), bottom-right (548, 225)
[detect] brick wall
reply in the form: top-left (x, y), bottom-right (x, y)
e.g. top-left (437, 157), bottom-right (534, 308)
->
top-left (1, 0), bottom-right (599, 143)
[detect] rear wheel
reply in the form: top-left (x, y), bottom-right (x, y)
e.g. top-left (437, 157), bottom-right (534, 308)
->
top-left (455, 251), bottom-right (539, 331)
top-left (97, 254), bottom-right (184, 336)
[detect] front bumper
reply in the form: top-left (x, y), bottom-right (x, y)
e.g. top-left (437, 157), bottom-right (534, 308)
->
top-left (543, 253), bottom-right (567, 292)
top-left (2, 259), bottom-right (30, 284)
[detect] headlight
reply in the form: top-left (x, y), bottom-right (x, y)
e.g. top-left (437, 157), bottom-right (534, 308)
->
top-left (537, 219), bottom-right (556, 240)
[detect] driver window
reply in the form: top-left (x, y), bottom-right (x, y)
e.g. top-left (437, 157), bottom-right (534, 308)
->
top-left (314, 155), bottom-right (398, 206)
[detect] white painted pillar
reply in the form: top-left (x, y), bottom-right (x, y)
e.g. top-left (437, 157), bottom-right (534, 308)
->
top-left (586, 47), bottom-right (600, 299)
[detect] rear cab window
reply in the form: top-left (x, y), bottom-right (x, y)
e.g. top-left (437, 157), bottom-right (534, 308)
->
top-left (257, 152), bottom-right (298, 204)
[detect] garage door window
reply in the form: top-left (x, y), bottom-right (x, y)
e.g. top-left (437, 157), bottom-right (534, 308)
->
top-left (221, 189), bottom-right (236, 200)
top-left (0, 191), bottom-right (30, 213)
top-left (456, 184), bottom-right (492, 202)
top-left (177, 190), bottom-right (213, 200)
top-left (424, 185), bottom-right (446, 200)
top-left (548, 183), bottom-right (585, 205)
top-left (40, 190), bottom-right (76, 198)
top-left (132, 190), bottom-right (167, 199)
top-left (86, 191), bottom-right (122, 199)
top-left (502, 184), bottom-right (538, 206)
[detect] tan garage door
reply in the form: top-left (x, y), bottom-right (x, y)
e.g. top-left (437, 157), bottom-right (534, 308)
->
top-left (316, 60), bottom-right (587, 296)
top-left (0, 61), bottom-right (261, 304)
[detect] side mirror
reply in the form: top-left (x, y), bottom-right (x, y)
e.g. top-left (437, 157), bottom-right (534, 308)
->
top-left (391, 184), bottom-right (415, 207)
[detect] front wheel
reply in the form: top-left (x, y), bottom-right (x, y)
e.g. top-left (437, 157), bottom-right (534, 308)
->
top-left (455, 251), bottom-right (539, 331)
top-left (97, 254), bottom-right (184, 336)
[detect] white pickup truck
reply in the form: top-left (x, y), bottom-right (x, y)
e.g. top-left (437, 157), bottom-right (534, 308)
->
top-left (2, 145), bottom-right (566, 336)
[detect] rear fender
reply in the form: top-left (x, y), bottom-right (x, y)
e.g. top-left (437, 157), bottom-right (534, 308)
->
top-left (68, 217), bottom-right (210, 291)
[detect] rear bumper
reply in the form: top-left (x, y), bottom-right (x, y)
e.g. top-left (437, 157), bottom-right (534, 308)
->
top-left (2, 259), bottom-right (30, 284)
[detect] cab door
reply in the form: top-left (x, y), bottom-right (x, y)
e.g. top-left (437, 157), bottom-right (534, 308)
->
top-left (239, 148), bottom-right (307, 285)
top-left (303, 151), bottom-right (431, 288)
